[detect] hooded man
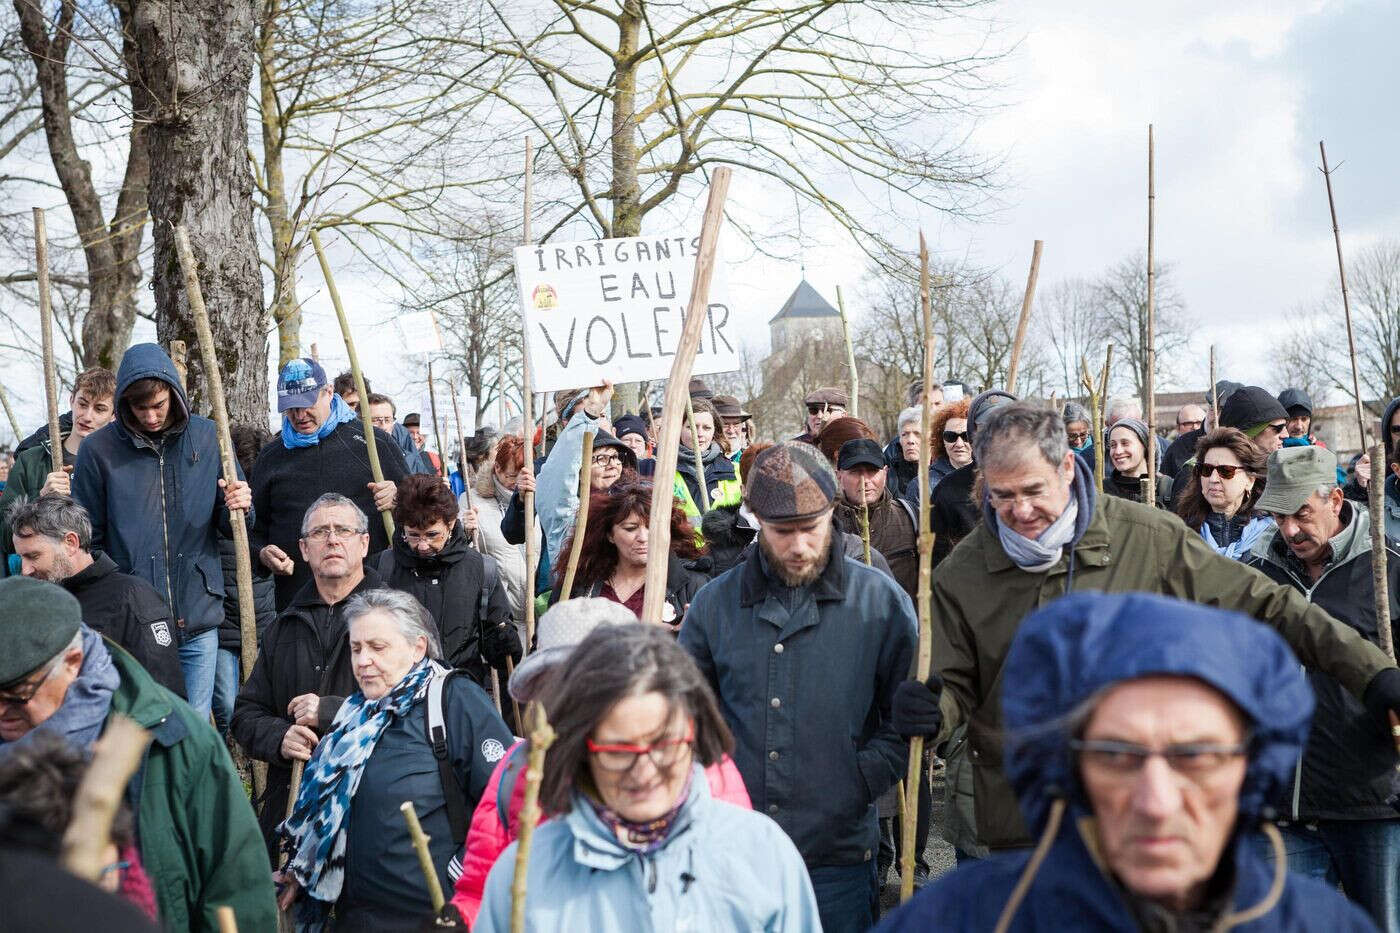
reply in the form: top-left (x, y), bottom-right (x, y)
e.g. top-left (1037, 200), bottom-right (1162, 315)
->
top-left (1279, 388), bottom-right (1314, 441)
top-left (70, 344), bottom-right (251, 717)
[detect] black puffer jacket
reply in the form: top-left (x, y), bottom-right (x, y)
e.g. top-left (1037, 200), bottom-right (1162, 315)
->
top-left (930, 462), bottom-right (979, 567)
top-left (230, 568), bottom-right (384, 855)
top-left (374, 523), bottom-right (510, 686)
top-left (883, 437), bottom-right (918, 493)
top-left (216, 535), bottom-right (278, 654)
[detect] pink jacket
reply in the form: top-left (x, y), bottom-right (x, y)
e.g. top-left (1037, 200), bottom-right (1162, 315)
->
top-left (450, 740), bottom-right (750, 924)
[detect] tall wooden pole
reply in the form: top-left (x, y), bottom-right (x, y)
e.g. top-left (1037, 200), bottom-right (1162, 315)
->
top-left (0, 379), bottom-right (22, 443)
top-left (1320, 141), bottom-right (1369, 448)
top-left (399, 802), bottom-right (446, 912)
top-left (60, 715), bottom-right (150, 882)
top-left (449, 383), bottom-right (475, 515)
top-left (1144, 125), bottom-right (1158, 505)
top-left (33, 208), bottom-right (61, 474)
top-left (511, 703), bottom-right (556, 933)
top-left (174, 226), bottom-right (260, 683)
top-left (900, 232), bottom-right (937, 904)
top-left (310, 228), bottom-right (394, 538)
top-left (684, 394), bottom-right (710, 512)
top-left (640, 168), bottom-right (732, 625)
top-left (558, 432), bottom-right (593, 602)
top-left (1209, 345), bottom-right (1218, 423)
top-left (836, 285), bottom-right (859, 419)
top-left (427, 361), bottom-right (448, 479)
top-left (521, 138), bottom-right (539, 653)
top-left (1005, 239), bottom-right (1044, 396)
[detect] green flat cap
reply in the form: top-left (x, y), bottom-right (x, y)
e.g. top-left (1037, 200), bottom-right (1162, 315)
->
top-left (1256, 445), bottom-right (1338, 516)
top-left (0, 576), bottom-right (83, 687)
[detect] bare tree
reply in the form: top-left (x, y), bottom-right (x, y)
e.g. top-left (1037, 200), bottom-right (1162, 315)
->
top-left (1092, 253), bottom-right (1190, 413)
top-left (1037, 277), bottom-right (1105, 399)
top-left (1350, 239), bottom-right (1400, 406)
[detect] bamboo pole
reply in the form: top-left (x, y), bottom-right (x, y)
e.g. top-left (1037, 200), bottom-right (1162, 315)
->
top-left (33, 208), bottom-right (61, 475)
top-left (400, 801), bottom-right (446, 912)
top-left (427, 361), bottom-right (448, 479)
top-left (685, 394), bottom-right (710, 512)
top-left (310, 228), bottom-right (394, 538)
top-left (511, 702), bottom-right (556, 933)
top-left (640, 167), bottom-right (732, 625)
top-left (0, 381), bottom-right (21, 443)
top-left (900, 232), bottom-right (938, 904)
top-left (521, 137), bottom-right (539, 655)
top-left (558, 431), bottom-right (593, 602)
top-left (1366, 440), bottom-right (1400, 784)
top-left (216, 906), bottom-right (238, 933)
top-left (174, 226), bottom-right (259, 685)
top-left (836, 284), bottom-right (859, 418)
top-left (1320, 141), bottom-right (1369, 448)
top-left (60, 715), bottom-right (151, 881)
top-left (1144, 126), bottom-right (1157, 506)
top-left (1005, 240), bottom-right (1044, 396)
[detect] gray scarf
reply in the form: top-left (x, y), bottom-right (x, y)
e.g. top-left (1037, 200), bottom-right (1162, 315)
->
top-left (0, 626), bottom-right (118, 754)
top-left (983, 454), bottom-right (1098, 572)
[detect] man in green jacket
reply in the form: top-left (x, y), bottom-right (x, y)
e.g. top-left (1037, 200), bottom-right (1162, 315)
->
top-left (892, 403), bottom-right (1400, 851)
top-left (0, 576), bottom-right (275, 932)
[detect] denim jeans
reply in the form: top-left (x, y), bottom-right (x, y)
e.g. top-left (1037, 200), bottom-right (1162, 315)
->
top-left (178, 627), bottom-right (219, 720)
top-left (211, 647), bottom-right (240, 739)
top-left (1255, 819), bottom-right (1400, 930)
top-left (808, 860), bottom-right (878, 933)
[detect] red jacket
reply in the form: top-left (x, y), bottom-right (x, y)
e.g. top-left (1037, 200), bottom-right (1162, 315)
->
top-left (450, 740), bottom-right (751, 924)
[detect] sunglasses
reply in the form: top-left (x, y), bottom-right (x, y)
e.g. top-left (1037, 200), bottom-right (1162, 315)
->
top-left (1196, 462), bottom-right (1242, 480)
top-left (1265, 422), bottom-right (1287, 435)
top-left (942, 430), bottom-right (970, 444)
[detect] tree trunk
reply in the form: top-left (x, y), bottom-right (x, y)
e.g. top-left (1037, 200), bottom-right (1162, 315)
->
top-left (13, 0), bottom-right (149, 372)
top-left (129, 0), bottom-right (267, 423)
top-left (609, 1), bottom-right (642, 239)
top-left (257, 0), bottom-right (302, 367)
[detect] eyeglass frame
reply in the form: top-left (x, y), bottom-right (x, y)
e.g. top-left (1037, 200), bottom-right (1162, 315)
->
top-left (591, 451), bottom-right (623, 467)
top-left (586, 722), bottom-right (696, 772)
top-left (1195, 462), bottom-right (1244, 480)
top-left (301, 523), bottom-right (367, 543)
top-left (0, 660), bottom-right (59, 708)
top-left (942, 430), bottom-right (971, 444)
top-left (1069, 737), bottom-right (1250, 780)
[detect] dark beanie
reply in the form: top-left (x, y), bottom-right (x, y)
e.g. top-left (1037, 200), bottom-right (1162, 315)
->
top-left (612, 413), bottom-right (648, 442)
top-left (1219, 386), bottom-right (1288, 432)
top-left (0, 576), bottom-right (83, 687)
top-left (744, 441), bottom-right (837, 522)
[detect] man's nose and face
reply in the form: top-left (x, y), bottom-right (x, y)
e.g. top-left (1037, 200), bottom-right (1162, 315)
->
top-left (300, 504), bottom-right (369, 579)
top-left (71, 390), bottom-right (115, 440)
top-left (837, 465), bottom-right (886, 506)
top-left (130, 386), bottom-right (172, 434)
top-left (806, 403), bottom-right (845, 438)
top-left (369, 402), bottom-right (396, 434)
top-left (1285, 411), bottom-right (1311, 439)
top-left (1255, 420), bottom-right (1288, 455)
top-left (1272, 488), bottom-right (1343, 565)
top-left (288, 386), bottom-right (333, 435)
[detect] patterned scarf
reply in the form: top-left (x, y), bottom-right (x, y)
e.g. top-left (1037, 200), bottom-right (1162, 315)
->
top-left (586, 766), bottom-right (695, 854)
top-left (279, 659), bottom-right (437, 913)
top-left (280, 393), bottom-right (357, 449)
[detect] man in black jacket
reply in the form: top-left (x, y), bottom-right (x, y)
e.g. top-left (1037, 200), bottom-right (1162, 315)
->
top-left (232, 493), bottom-right (385, 856)
top-left (1245, 445), bottom-right (1400, 930)
top-left (9, 495), bottom-right (184, 696)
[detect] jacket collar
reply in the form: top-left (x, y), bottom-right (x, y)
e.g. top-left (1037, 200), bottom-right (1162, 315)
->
top-left (1253, 499), bottom-right (1369, 574)
top-left (738, 527), bottom-right (846, 608)
top-left (391, 521), bottom-right (469, 570)
top-left (285, 566), bottom-right (384, 618)
top-left (566, 763), bottom-right (707, 872)
top-left (60, 551), bottom-right (119, 593)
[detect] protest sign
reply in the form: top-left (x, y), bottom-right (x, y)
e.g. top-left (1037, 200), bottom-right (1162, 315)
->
top-left (397, 311), bottom-right (443, 356)
top-left (514, 234), bottom-right (740, 393)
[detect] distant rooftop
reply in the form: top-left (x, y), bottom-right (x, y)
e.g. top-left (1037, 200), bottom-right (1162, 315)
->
top-left (769, 279), bottom-right (840, 323)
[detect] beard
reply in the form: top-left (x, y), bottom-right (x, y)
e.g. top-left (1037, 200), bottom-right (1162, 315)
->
top-left (34, 551), bottom-right (74, 583)
top-left (759, 522), bottom-right (833, 588)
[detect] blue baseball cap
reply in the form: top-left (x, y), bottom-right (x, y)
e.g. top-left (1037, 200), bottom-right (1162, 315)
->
top-left (277, 357), bottom-right (328, 412)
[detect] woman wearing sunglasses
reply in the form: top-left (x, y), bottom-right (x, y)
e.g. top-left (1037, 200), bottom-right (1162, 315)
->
top-left (474, 623), bottom-right (818, 932)
top-left (1175, 428), bottom-right (1273, 560)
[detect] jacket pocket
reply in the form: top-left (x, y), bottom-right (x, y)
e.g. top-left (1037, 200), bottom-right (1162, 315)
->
top-left (967, 717), bottom-right (1030, 848)
top-left (197, 556), bottom-right (227, 599)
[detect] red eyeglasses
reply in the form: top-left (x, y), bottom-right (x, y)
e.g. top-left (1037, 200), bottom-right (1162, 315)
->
top-left (587, 723), bottom-right (695, 772)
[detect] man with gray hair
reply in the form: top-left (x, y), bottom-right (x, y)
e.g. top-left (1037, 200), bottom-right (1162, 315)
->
top-left (9, 494), bottom-right (183, 695)
top-left (890, 403), bottom-right (1400, 854)
top-left (232, 492), bottom-right (389, 854)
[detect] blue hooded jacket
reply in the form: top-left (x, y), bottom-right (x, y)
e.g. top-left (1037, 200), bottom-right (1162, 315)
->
top-left (72, 343), bottom-right (245, 636)
top-left (879, 592), bottom-right (1377, 932)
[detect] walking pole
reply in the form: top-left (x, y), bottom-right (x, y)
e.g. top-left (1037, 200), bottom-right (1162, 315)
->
top-left (1079, 346), bottom-right (1113, 493)
top-left (684, 394), bottom-right (710, 512)
top-left (60, 715), bottom-right (150, 881)
top-left (861, 499), bottom-right (872, 565)
top-left (521, 137), bottom-right (539, 655)
top-left (900, 232), bottom-right (938, 904)
top-left (1320, 141), bottom-right (1370, 450)
top-left (216, 906), bottom-right (239, 933)
top-left (1209, 345), bottom-right (1218, 422)
top-left (400, 802), bottom-right (446, 912)
top-left (0, 380), bottom-right (21, 444)
top-left (427, 361), bottom-right (449, 479)
top-left (1144, 125), bottom-right (1158, 506)
top-left (640, 167), bottom-right (731, 625)
top-left (33, 208), bottom-right (62, 475)
top-left (276, 759), bottom-right (304, 932)
top-left (1005, 239), bottom-right (1044, 396)
top-left (836, 284), bottom-right (859, 419)
top-left (310, 228), bottom-right (394, 538)
top-left (511, 703), bottom-right (557, 933)
top-left (557, 432), bottom-right (594, 602)
top-left (174, 226), bottom-right (260, 685)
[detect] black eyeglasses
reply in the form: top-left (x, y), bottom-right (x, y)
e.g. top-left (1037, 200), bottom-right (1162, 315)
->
top-left (807, 404), bottom-right (845, 416)
top-left (1265, 422), bottom-right (1287, 435)
top-left (942, 430), bottom-right (970, 444)
top-left (1196, 462), bottom-right (1242, 480)
top-left (1070, 738), bottom-right (1248, 778)
top-left (0, 665), bottom-right (55, 707)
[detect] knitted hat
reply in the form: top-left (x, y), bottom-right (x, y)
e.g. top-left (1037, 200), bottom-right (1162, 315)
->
top-left (1105, 417), bottom-right (1149, 451)
top-left (1277, 388), bottom-right (1313, 416)
top-left (968, 389), bottom-right (1018, 438)
top-left (744, 441), bottom-right (837, 522)
top-left (0, 577), bottom-right (82, 687)
top-left (1206, 380), bottom-right (1243, 409)
top-left (1219, 386), bottom-right (1288, 433)
top-left (612, 413), bottom-right (648, 442)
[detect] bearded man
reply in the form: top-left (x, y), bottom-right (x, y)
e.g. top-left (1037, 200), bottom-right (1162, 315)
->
top-left (680, 441), bottom-right (916, 933)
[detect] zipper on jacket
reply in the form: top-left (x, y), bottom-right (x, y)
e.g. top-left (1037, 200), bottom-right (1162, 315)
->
top-left (157, 444), bottom-right (175, 617)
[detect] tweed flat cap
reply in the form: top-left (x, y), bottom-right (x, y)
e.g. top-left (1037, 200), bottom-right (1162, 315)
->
top-left (803, 387), bottom-right (849, 408)
top-left (0, 576), bottom-right (82, 687)
top-left (745, 441), bottom-right (837, 522)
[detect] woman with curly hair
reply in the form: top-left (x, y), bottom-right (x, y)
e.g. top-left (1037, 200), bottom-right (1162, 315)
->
top-left (1174, 427), bottom-right (1273, 560)
top-left (550, 483), bottom-right (709, 627)
top-left (902, 397), bottom-right (971, 504)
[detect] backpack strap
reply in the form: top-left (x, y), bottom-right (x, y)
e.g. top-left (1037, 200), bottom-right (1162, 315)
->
top-left (495, 741), bottom-right (530, 836)
top-left (424, 665), bottom-right (470, 844)
top-left (478, 552), bottom-right (500, 625)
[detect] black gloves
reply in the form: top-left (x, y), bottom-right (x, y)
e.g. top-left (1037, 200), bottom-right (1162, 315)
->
top-left (891, 673), bottom-right (944, 738)
top-left (1363, 668), bottom-right (1400, 730)
top-left (480, 620), bottom-right (524, 669)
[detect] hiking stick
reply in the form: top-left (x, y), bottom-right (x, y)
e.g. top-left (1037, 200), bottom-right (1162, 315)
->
top-left (837, 284), bottom-right (859, 418)
top-left (33, 208), bottom-right (61, 475)
top-left (685, 394), bottom-right (710, 512)
top-left (1210, 345), bottom-right (1218, 423)
top-left (0, 380), bottom-right (21, 443)
top-left (1145, 126), bottom-right (1157, 505)
top-left (558, 431), bottom-right (593, 602)
top-left (504, 655), bottom-right (523, 731)
top-left (216, 906), bottom-right (238, 933)
top-left (1006, 239), bottom-right (1044, 396)
top-left (400, 801), bottom-right (446, 912)
top-left (1079, 345), bottom-right (1113, 493)
top-left (427, 361), bottom-right (448, 479)
top-left (511, 702), bottom-right (556, 933)
top-left (861, 499), bottom-right (872, 565)
top-left (448, 382), bottom-right (482, 551)
top-left (169, 340), bottom-right (188, 390)
top-left (901, 231), bottom-right (938, 904)
top-left (61, 715), bottom-right (151, 881)
top-left (1320, 141), bottom-right (1369, 446)
top-left (286, 759), bottom-right (304, 822)
top-left (175, 226), bottom-right (259, 683)
top-left (640, 168), bottom-right (731, 625)
top-left (310, 228), bottom-right (394, 539)
top-left (1366, 440), bottom-right (1400, 787)
top-left (521, 137), bottom-right (539, 656)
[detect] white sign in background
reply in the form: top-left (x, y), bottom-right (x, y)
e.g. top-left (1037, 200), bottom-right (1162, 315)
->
top-left (514, 234), bottom-right (741, 393)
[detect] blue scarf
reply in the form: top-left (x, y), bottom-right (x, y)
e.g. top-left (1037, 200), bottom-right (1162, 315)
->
top-left (0, 626), bottom-right (118, 754)
top-left (280, 393), bottom-right (357, 449)
top-left (279, 658), bottom-right (437, 918)
top-left (1200, 514), bottom-right (1274, 561)
top-left (983, 454), bottom-right (1098, 572)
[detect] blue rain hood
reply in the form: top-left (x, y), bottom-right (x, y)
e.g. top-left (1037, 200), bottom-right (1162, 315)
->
top-left (1001, 592), bottom-right (1314, 835)
top-left (113, 342), bottom-right (191, 441)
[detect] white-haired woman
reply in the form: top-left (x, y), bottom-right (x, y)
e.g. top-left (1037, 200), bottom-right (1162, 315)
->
top-left (277, 588), bottom-right (513, 932)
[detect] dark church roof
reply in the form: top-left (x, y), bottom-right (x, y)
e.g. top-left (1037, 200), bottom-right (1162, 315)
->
top-left (769, 279), bottom-right (840, 324)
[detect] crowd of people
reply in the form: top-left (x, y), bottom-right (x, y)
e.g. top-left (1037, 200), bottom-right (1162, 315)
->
top-left (1, 346), bottom-right (1398, 932)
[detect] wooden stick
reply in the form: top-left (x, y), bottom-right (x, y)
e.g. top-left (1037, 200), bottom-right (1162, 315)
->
top-left (558, 431), bottom-right (593, 602)
top-left (640, 168), bottom-right (731, 625)
top-left (174, 225), bottom-right (259, 683)
top-left (399, 801), bottom-right (445, 912)
top-left (310, 228), bottom-right (394, 539)
top-left (169, 340), bottom-right (188, 390)
top-left (836, 284), bottom-right (859, 419)
top-left (505, 655), bottom-right (523, 732)
top-left (860, 498), bottom-right (872, 565)
top-left (511, 702), bottom-right (557, 933)
top-left (33, 208), bottom-right (61, 476)
top-left (216, 906), bottom-right (238, 933)
top-left (1145, 126), bottom-right (1157, 506)
top-left (900, 231), bottom-right (938, 904)
top-left (1079, 345), bottom-right (1113, 493)
top-left (60, 715), bottom-right (151, 881)
top-left (448, 381), bottom-right (481, 553)
top-left (427, 361), bottom-right (448, 479)
top-left (1366, 441), bottom-right (1400, 784)
top-left (521, 137), bottom-right (539, 656)
top-left (1210, 345), bottom-right (1218, 423)
top-left (1005, 239), bottom-right (1044, 396)
top-left (685, 394), bottom-right (710, 512)
top-left (285, 759), bottom-right (304, 823)
top-left (1320, 141), bottom-right (1369, 447)
top-left (0, 380), bottom-right (22, 442)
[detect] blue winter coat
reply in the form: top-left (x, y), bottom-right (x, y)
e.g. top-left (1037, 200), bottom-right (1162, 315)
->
top-left (72, 344), bottom-right (244, 636)
top-left (475, 764), bottom-right (820, 932)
